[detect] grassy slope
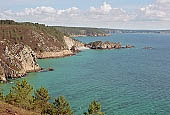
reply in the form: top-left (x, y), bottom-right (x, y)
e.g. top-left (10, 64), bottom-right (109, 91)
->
top-left (0, 101), bottom-right (40, 115)
top-left (53, 26), bottom-right (107, 35)
top-left (0, 21), bottom-right (70, 64)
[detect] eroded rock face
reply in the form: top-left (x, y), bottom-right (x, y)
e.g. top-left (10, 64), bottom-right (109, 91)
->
top-left (0, 44), bottom-right (40, 82)
top-left (0, 63), bottom-right (6, 82)
top-left (36, 36), bottom-right (86, 59)
top-left (86, 41), bottom-right (122, 49)
top-left (64, 36), bottom-right (85, 51)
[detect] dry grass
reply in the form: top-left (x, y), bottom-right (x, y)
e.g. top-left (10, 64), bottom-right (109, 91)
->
top-left (0, 101), bottom-right (40, 115)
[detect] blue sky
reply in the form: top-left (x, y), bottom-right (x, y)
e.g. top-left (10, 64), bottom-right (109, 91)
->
top-left (0, 0), bottom-right (170, 29)
top-left (0, 0), bottom-right (155, 11)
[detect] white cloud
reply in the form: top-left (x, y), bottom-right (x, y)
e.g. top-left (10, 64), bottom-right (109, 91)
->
top-left (89, 2), bottom-right (112, 14)
top-left (0, 2), bottom-right (133, 26)
top-left (0, 1), bottom-right (170, 29)
top-left (140, 0), bottom-right (170, 21)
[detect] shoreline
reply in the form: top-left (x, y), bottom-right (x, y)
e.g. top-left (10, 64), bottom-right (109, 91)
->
top-left (36, 50), bottom-right (76, 59)
top-left (2, 48), bottom-right (87, 83)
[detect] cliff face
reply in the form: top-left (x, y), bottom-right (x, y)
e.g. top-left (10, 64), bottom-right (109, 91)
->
top-left (0, 44), bottom-right (40, 82)
top-left (36, 36), bottom-right (85, 59)
top-left (64, 36), bottom-right (85, 50)
top-left (0, 21), bottom-right (86, 82)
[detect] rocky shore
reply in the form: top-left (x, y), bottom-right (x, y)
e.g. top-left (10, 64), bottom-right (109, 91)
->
top-left (86, 41), bottom-right (134, 49)
top-left (0, 38), bottom-right (134, 82)
top-left (36, 50), bottom-right (75, 59)
top-left (0, 37), bottom-right (85, 82)
top-left (0, 22), bottom-right (88, 82)
top-left (0, 21), bottom-right (133, 83)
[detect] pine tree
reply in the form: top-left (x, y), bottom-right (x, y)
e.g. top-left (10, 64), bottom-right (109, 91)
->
top-left (5, 80), bottom-right (34, 110)
top-left (53, 96), bottom-right (73, 115)
top-left (85, 100), bottom-right (104, 115)
top-left (34, 86), bottom-right (51, 113)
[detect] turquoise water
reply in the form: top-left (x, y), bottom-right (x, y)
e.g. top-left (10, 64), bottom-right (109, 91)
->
top-left (1, 33), bottom-right (170, 115)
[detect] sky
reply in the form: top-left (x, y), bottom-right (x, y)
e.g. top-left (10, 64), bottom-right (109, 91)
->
top-left (0, 0), bottom-right (170, 30)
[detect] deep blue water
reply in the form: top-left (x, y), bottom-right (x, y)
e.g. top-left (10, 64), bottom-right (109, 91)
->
top-left (1, 33), bottom-right (170, 115)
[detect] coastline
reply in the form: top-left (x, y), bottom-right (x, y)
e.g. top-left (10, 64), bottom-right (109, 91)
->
top-left (1, 47), bottom-right (88, 83)
top-left (36, 50), bottom-right (75, 59)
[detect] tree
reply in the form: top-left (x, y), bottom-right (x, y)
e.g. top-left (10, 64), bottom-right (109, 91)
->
top-left (34, 87), bottom-right (51, 113)
top-left (84, 100), bottom-right (104, 115)
top-left (5, 80), bottom-right (34, 110)
top-left (53, 96), bottom-right (73, 115)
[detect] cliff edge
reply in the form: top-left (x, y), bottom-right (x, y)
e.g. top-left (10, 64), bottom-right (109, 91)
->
top-left (0, 20), bottom-right (85, 82)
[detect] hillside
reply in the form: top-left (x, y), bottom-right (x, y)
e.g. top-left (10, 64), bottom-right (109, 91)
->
top-left (52, 26), bottom-right (170, 36)
top-left (0, 101), bottom-right (39, 115)
top-left (102, 28), bottom-right (170, 34)
top-left (0, 20), bottom-right (85, 82)
top-left (53, 26), bottom-right (109, 37)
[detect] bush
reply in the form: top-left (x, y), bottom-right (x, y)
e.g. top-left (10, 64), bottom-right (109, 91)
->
top-left (5, 80), bottom-right (34, 110)
top-left (34, 87), bottom-right (52, 113)
top-left (1, 79), bottom-right (105, 115)
top-left (53, 96), bottom-right (73, 115)
top-left (84, 100), bottom-right (104, 115)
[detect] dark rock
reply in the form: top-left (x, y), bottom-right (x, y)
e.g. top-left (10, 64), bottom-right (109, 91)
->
top-left (126, 44), bottom-right (135, 48)
top-left (39, 68), bottom-right (54, 72)
top-left (143, 47), bottom-right (152, 50)
top-left (48, 68), bottom-right (54, 71)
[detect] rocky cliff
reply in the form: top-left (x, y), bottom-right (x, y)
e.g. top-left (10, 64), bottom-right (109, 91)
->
top-left (0, 21), bottom-right (86, 82)
top-left (64, 36), bottom-right (86, 50)
top-left (0, 20), bottom-right (134, 82)
top-left (86, 41), bottom-right (134, 49)
top-left (0, 44), bottom-right (40, 82)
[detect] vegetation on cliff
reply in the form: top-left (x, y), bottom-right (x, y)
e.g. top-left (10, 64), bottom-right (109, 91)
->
top-left (0, 80), bottom-right (104, 114)
top-left (53, 26), bottom-right (108, 37)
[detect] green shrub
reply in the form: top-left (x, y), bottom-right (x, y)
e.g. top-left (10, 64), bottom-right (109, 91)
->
top-left (53, 96), bottom-right (73, 115)
top-left (5, 80), bottom-right (34, 110)
top-left (84, 100), bottom-right (104, 115)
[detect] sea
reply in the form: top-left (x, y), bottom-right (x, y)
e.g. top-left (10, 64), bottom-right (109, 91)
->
top-left (1, 33), bottom-right (170, 115)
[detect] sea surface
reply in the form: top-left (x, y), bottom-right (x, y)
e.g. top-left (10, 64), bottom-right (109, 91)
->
top-left (1, 33), bottom-right (170, 115)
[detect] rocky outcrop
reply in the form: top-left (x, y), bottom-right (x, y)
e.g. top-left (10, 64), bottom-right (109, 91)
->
top-left (126, 44), bottom-right (135, 48)
top-left (143, 47), bottom-right (152, 50)
top-left (0, 44), bottom-right (40, 82)
top-left (86, 41), bottom-right (122, 49)
top-left (64, 36), bottom-right (86, 51)
top-left (86, 41), bottom-right (135, 50)
top-left (36, 36), bottom-right (87, 59)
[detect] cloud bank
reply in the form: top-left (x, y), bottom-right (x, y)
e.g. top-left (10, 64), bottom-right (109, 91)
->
top-left (0, 1), bottom-right (170, 29)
